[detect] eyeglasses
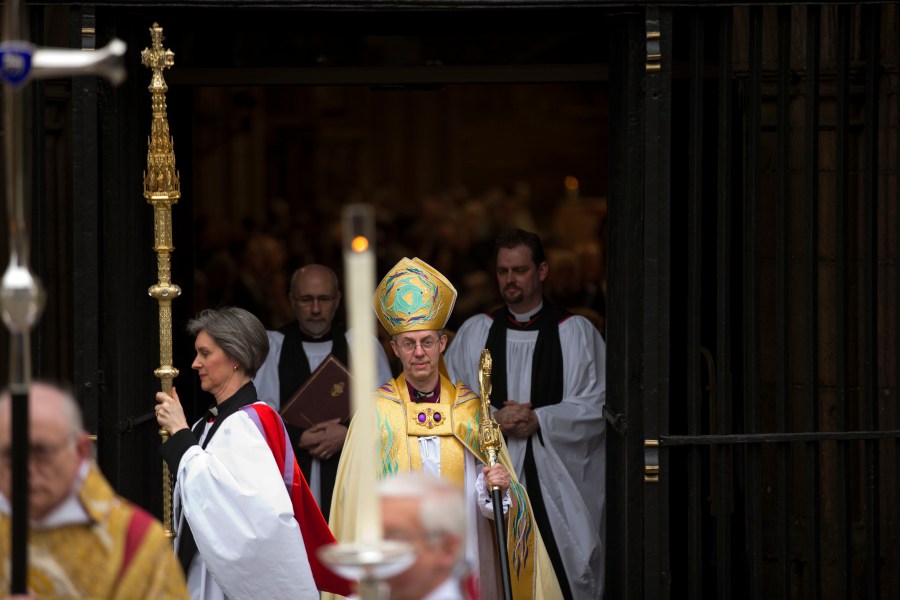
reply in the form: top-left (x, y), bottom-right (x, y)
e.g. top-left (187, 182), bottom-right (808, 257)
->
top-left (384, 527), bottom-right (445, 546)
top-left (292, 294), bottom-right (337, 307)
top-left (396, 337), bottom-right (441, 353)
top-left (0, 439), bottom-right (74, 465)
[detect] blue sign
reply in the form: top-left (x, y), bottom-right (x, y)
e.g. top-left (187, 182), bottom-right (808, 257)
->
top-left (0, 43), bottom-right (33, 86)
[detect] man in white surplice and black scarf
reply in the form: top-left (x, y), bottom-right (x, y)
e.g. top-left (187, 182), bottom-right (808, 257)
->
top-left (254, 264), bottom-right (392, 518)
top-left (446, 229), bottom-right (608, 600)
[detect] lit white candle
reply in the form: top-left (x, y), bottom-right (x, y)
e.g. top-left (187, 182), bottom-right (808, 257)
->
top-left (343, 205), bottom-right (382, 544)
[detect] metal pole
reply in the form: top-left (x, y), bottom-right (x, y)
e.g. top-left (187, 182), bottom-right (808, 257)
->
top-left (2, 1), bottom-right (44, 591)
top-left (0, 3), bottom-right (125, 590)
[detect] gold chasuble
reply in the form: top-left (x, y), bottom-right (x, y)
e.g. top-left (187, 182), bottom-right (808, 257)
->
top-left (0, 463), bottom-right (188, 599)
top-left (328, 373), bottom-right (562, 600)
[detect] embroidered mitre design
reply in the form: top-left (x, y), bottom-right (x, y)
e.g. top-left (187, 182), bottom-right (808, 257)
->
top-left (373, 257), bottom-right (457, 335)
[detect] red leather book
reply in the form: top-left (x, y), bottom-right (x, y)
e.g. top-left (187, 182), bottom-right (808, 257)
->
top-left (280, 355), bottom-right (352, 428)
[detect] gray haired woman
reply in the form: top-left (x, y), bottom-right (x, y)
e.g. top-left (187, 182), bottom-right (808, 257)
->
top-left (155, 307), bottom-right (339, 600)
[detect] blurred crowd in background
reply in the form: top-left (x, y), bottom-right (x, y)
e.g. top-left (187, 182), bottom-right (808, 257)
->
top-left (193, 180), bottom-right (608, 342)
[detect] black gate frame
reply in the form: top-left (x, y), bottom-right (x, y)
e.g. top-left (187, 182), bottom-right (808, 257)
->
top-left (606, 3), bottom-right (900, 599)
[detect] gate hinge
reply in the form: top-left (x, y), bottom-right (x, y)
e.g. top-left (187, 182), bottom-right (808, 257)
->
top-left (646, 27), bottom-right (661, 72)
top-left (644, 439), bottom-right (660, 483)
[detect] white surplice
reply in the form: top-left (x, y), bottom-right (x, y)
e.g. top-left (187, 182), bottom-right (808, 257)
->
top-left (445, 310), bottom-right (607, 599)
top-left (173, 406), bottom-right (318, 600)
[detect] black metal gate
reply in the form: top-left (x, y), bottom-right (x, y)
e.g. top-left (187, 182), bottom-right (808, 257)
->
top-left (607, 3), bottom-right (900, 598)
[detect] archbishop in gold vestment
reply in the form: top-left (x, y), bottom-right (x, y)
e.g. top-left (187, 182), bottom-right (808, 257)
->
top-left (328, 373), bottom-right (562, 600)
top-left (0, 462), bottom-right (188, 599)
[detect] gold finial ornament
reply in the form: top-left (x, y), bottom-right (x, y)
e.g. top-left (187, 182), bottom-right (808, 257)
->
top-left (141, 23), bottom-right (179, 203)
top-left (478, 349), bottom-right (503, 475)
top-left (142, 22), bottom-right (181, 540)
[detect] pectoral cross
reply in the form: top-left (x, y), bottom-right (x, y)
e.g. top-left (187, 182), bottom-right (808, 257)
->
top-left (0, 1), bottom-right (126, 592)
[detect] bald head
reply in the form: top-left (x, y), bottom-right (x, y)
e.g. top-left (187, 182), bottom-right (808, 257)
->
top-left (289, 264), bottom-right (342, 338)
top-left (290, 264), bottom-right (338, 294)
top-left (380, 472), bottom-right (466, 600)
top-left (0, 382), bottom-right (85, 442)
top-left (0, 382), bottom-right (91, 521)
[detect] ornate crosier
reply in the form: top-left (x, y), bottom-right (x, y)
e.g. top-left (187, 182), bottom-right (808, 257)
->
top-left (478, 348), bottom-right (513, 600)
top-left (142, 22), bottom-right (181, 540)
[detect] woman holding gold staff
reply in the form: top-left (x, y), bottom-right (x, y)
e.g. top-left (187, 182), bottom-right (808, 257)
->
top-left (328, 258), bottom-right (562, 600)
top-left (155, 306), bottom-right (351, 600)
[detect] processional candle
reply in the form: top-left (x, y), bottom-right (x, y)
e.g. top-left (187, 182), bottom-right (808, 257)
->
top-left (342, 204), bottom-right (382, 544)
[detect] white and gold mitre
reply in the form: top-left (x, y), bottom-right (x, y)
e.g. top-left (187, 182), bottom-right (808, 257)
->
top-left (373, 257), bottom-right (457, 335)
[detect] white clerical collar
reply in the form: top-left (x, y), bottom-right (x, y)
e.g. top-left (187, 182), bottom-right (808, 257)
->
top-left (0, 459), bottom-right (91, 529)
top-left (510, 300), bottom-right (543, 323)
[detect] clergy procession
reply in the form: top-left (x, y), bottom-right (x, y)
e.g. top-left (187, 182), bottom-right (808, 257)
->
top-left (1, 226), bottom-right (605, 600)
top-left (0, 12), bottom-right (605, 599)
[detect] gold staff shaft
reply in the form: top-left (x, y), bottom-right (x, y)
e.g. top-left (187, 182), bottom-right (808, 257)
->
top-left (477, 348), bottom-right (514, 600)
top-left (142, 23), bottom-right (181, 539)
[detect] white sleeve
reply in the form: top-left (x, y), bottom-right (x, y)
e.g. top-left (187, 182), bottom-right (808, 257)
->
top-left (444, 315), bottom-right (491, 389)
top-left (531, 316), bottom-right (606, 537)
top-left (529, 317), bottom-right (607, 599)
top-left (533, 316), bottom-right (606, 456)
top-left (177, 411), bottom-right (318, 600)
top-left (475, 472), bottom-right (511, 519)
top-left (253, 330), bottom-right (285, 410)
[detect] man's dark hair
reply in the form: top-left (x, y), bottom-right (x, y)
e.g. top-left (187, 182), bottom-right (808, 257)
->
top-left (495, 229), bottom-right (547, 265)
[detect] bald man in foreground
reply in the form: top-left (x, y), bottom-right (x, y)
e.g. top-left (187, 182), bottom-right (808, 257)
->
top-left (0, 382), bottom-right (188, 598)
top-left (380, 472), bottom-right (469, 600)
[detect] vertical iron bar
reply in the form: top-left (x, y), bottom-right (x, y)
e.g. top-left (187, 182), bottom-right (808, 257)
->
top-left (835, 6), bottom-right (851, 597)
top-left (686, 9), bottom-right (705, 599)
top-left (775, 6), bottom-right (792, 599)
top-left (716, 7), bottom-right (734, 598)
top-left (605, 11), bottom-right (648, 598)
top-left (644, 10), bottom-right (663, 597)
top-left (642, 7), bottom-right (668, 597)
top-left (860, 5), bottom-right (881, 597)
top-left (803, 5), bottom-right (822, 598)
top-left (895, 13), bottom-right (900, 599)
top-left (71, 6), bottom-right (101, 455)
top-left (744, 6), bottom-right (763, 599)
top-left (644, 8), bottom-right (673, 597)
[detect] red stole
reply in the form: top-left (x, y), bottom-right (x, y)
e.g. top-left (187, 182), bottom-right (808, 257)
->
top-left (242, 404), bottom-right (353, 597)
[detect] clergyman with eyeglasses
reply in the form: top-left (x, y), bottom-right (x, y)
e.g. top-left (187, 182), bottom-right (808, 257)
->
top-left (0, 381), bottom-right (189, 598)
top-left (326, 257), bottom-right (562, 600)
top-left (254, 264), bottom-right (392, 518)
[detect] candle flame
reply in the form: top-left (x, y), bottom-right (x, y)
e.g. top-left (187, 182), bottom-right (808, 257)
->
top-left (351, 236), bottom-right (370, 253)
